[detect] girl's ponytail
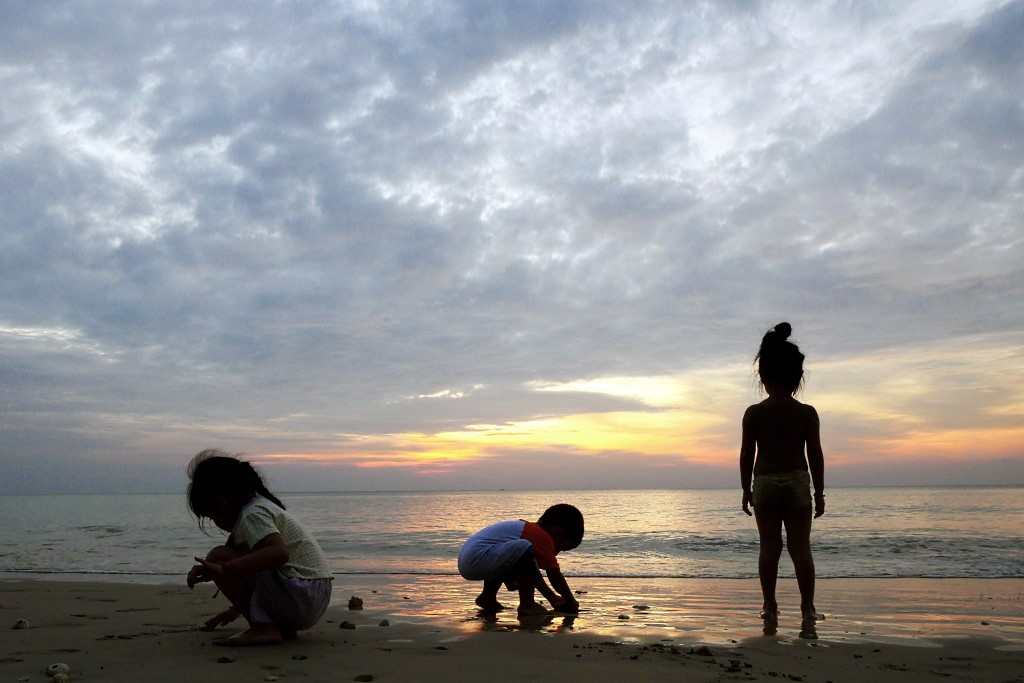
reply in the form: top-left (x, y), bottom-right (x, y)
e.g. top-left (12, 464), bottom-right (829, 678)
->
top-left (239, 460), bottom-right (287, 510)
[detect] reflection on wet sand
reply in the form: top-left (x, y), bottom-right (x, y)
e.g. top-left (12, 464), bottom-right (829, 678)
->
top-left (333, 575), bottom-right (1024, 649)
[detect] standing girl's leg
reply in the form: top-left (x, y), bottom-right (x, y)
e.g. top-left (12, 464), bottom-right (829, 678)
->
top-left (782, 505), bottom-right (816, 620)
top-left (753, 507), bottom-right (784, 620)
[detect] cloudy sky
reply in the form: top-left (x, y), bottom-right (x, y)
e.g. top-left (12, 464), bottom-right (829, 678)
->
top-left (1, 0), bottom-right (1022, 493)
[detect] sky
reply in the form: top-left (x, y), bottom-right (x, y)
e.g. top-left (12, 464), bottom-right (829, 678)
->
top-left (1, 1), bottom-right (1022, 494)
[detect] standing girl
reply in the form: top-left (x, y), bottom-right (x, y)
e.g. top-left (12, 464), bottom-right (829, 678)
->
top-left (739, 323), bottom-right (825, 631)
top-left (186, 449), bottom-right (333, 645)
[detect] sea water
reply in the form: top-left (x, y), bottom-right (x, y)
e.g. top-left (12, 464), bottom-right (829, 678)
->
top-left (0, 487), bottom-right (1021, 579)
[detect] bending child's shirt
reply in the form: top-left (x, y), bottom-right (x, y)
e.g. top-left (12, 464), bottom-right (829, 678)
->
top-left (458, 519), bottom-right (559, 580)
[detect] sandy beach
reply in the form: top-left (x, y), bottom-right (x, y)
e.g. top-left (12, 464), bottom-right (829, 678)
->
top-left (2, 577), bottom-right (1021, 682)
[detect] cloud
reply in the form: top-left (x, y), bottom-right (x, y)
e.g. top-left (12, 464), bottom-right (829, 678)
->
top-left (0, 0), bottom-right (1021, 491)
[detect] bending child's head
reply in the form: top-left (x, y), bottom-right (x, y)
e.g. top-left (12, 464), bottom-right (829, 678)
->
top-left (755, 321), bottom-right (805, 395)
top-left (186, 449), bottom-right (284, 531)
top-left (538, 503), bottom-right (584, 551)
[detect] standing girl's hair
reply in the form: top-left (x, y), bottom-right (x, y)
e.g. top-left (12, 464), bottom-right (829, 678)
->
top-left (755, 322), bottom-right (805, 395)
top-left (187, 449), bottom-right (285, 525)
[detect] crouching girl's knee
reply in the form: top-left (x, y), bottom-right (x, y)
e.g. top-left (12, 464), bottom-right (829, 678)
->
top-left (206, 545), bottom-right (238, 563)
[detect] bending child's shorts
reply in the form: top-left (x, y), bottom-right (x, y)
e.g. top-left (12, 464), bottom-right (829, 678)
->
top-left (458, 521), bottom-right (535, 581)
top-left (752, 470), bottom-right (812, 514)
top-left (246, 571), bottom-right (332, 631)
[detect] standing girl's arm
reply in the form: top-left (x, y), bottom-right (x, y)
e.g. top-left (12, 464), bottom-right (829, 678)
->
top-left (740, 406), bottom-right (756, 515)
top-left (806, 405), bottom-right (825, 518)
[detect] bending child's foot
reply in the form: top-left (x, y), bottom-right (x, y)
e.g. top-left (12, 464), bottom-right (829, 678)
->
top-left (214, 624), bottom-right (284, 647)
top-left (517, 601), bottom-right (551, 616)
top-left (475, 595), bottom-right (506, 612)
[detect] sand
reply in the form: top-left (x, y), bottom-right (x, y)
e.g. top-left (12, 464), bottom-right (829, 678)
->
top-left (1, 578), bottom-right (1022, 682)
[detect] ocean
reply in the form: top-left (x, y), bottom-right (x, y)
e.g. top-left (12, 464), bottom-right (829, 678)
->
top-left (1, 487), bottom-right (1021, 580)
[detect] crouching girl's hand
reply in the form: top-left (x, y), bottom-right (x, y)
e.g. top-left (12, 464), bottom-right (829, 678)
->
top-left (201, 607), bottom-right (240, 631)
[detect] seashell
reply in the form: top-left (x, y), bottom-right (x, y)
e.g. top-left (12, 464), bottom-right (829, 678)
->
top-left (12, 618), bottom-right (30, 630)
top-left (46, 663), bottom-right (71, 677)
top-left (378, 619), bottom-right (390, 627)
top-left (347, 595), bottom-right (364, 610)
top-left (617, 614), bottom-right (630, 620)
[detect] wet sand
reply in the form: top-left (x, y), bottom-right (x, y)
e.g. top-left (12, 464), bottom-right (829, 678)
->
top-left (1, 577), bottom-right (1022, 682)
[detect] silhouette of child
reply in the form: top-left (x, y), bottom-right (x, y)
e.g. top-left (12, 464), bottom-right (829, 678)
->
top-left (739, 323), bottom-right (825, 631)
top-left (458, 504), bottom-right (583, 615)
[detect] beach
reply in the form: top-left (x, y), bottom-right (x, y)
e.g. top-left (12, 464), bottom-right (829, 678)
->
top-left (3, 577), bottom-right (1021, 682)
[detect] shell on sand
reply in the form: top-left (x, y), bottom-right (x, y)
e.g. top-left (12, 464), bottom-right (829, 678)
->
top-left (46, 663), bottom-right (71, 677)
top-left (348, 595), bottom-right (364, 610)
top-left (12, 618), bottom-right (30, 630)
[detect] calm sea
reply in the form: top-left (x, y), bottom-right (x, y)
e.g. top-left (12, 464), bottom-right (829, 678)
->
top-left (1, 488), bottom-right (1021, 580)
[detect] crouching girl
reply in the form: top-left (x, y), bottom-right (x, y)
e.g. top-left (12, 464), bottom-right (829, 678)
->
top-left (186, 449), bottom-right (333, 645)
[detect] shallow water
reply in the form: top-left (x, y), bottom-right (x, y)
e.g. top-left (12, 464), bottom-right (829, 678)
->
top-left (0, 488), bottom-right (1021, 579)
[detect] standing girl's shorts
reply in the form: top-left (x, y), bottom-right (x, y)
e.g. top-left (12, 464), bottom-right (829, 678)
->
top-left (752, 470), bottom-right (812, 514)
top-left (246, 571), bottom-right (332, 631)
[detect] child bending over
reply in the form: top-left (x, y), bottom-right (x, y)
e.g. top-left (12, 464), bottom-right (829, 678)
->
top-left (186, 449), bottom-right (333, 646)
top-left (458, 504), bottom-right (584, 616)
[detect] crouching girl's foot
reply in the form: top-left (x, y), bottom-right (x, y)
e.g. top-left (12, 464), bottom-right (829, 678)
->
top-left (214, 623), bottom-right (284, 647)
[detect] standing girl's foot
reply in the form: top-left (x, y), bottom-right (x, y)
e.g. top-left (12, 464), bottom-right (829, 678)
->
top-left (801, 604), bottom-right (824, 624)
top-left (760, 603), bottom-right (779, 624)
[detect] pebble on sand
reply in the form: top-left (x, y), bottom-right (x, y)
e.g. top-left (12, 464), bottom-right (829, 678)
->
top-left (46, 663), bottom-right (71, 677)
top-left (216, 656), bottom-right (235, 664)
top-left (339, 621), bottom-right (357, 630)
top-left (348, 596), bottom-right (364, 610)
top-left (632, 605), bottom-right (650, 610)
top-left (617, 614), bottom-right (630, 620)
top-left (12, 618), bottom-right (30, 630)
top-left (379, 619), bottom-right (390, 627)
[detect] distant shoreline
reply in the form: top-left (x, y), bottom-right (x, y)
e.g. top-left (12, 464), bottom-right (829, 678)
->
top-left (2, 483), bottom-right (1023, 496)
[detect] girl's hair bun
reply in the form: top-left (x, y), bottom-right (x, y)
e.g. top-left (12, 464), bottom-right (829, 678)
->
top-left (773, 322), bottom-right (792, 340)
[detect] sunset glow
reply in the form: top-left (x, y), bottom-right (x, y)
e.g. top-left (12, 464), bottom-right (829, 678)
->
top-left (2, 1), bottom-right (1021, 492)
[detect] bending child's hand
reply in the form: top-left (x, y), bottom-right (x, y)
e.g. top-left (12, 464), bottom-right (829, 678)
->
top-left (742, 490), bottom-right (753, 516)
